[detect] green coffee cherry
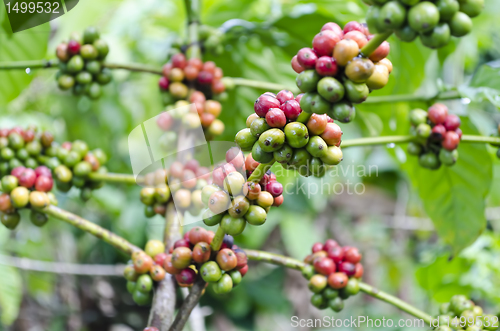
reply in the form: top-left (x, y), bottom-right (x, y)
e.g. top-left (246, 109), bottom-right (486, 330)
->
top-left (296, 70), bottom-right (320, 93)
top-left (449, 12), bottom-right (473, 37)
top-left (419, 152), bottom-right (441, 169)
top-left (83, 26), bottom-right (100, 44)
top-left (67, 55), bottom-right (84, 73)
top-left (252, 142), bottom-right (273, 163)
top-left (436, 0), bottom-right (460, 21)
top-left (274, 144), bottom-right (294, 164)
top-left (459, 0), bottom-right (484, 18)
top-left (250, 118), bottom-right (270, 137)
top-left (284, 122), bottom-right (309, 148)
top-left (329, 297), bottom-right (344, 312)
top-left (420, 23), bottom-right (451, 49)
top-left (1, 212), bottom-right (21, 229)
top-left (244, 205), bottom-right (267, 226)
top-left (407, 142), bottom-right (423, 156)
top-left (329, 102), bottom-right (355, 123)
top-left (213, 274), bottom-right (233, 294)
top-left (200, 261), bottom-right (222, 283)
top-left (258, 129), bottom-right (285, 152)
top-left (409, 109), bottom-right (428, 126)
top-left (317, 77), bottom-right (345, 103)
top-left (220, 214), bottom-right (246, 235)
top-left (344, 80), bottom-right (369, 104)
top-left (395, 25), bottom-right (418, 42)
top-left (408, 2), bottom-right (440, 33)
top-left (379, 1), bottom-right (407, 30)
top-left (310, 94), bottom-right (331, 114)
top-left (311, 293), bottom-right (327, 309)
top-left (306, 136), bottom-right (328, 158)
top-left (439, 149), bottom-right (459, 166)
top-left (300, 92), bottom-right (315, 113)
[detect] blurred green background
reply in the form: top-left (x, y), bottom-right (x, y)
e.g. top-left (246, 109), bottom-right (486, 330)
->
top-left (1, 0), bottom-right (500, 330)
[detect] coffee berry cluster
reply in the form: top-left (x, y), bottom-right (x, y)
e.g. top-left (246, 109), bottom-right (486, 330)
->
top-left (165, 229), bottom-right (248, 294)
top-left (124, 240), bottom-right (168, 306)
top-left (292, 21), bottom-right (392, 123)
top-left (0, 126), bottom-right (107, 201)
top-left (432, 295), bottom-right (497, 331)
top-left (407, 103), bottom-right (462, 169)
top-left (0, 165), bottom-right (56, 230)
top-left (365, 0), bottom-right (483, 49)
top-left (157, 98), bottom-right (224, 143)
top-left (235, 90), bottom-right (343, 177)
top-left (159, 53), bottom-right (226, 102)
top-left (55, 27), bottom-right (112, 98)
top-left (201, 148), bottom-right (284, 235)
top-left (301, 240), bottom-right (363, 312)
top-left (139, 159), bottom-right (211, 218)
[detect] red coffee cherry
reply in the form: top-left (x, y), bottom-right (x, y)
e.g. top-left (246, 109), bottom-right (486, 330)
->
top-left (35, 166), bottom-right (52, 178)
top-left (11, 166), bottom-right (26, 178)
top-left (22, 129), bottom-right (35, 142)
top-left (239, 264), bottom-right (249, 277)
top-left (323, 239), bottom-right (339, 251)
top-left (144, 327), bottom-right (160, 331)
top-left (171, 53), bottom-right (187, 69)
top-left (313, 30), bottom-right (341, 57)
top-left (315, 56), bottom-right (338, 76)
top-left (202, 61), bottom-right (216, 73)
top-left (456, 128), bottom-right (463, 140)
top-left (175, 268), bottom-right (196, 285)
top-left (157, 112), bottom-right (174, 131)
top-left (295, 93), bottom-right (304, 104)
top-left (338, 261), bottom-right (356, 277)
top-left (150, 265), bottom-right (166, 281)
top-left (314, 257), bottom-right (336, 275)
top-left (244, 154), bottom-right (260, 173)
top-left (67, 40), bottom-right (81, 55)
top-left (226, 147), bottom-right (245, 170)
top-left (354, 263), bottom-right (364, 278)
top-left (266, 108), bottom-right (287, 128)
top-left (321, 123), bottom-right (343, 146)
top-left (188, 227), bottom-right (208, 245)
top-left (344, 31), bottom-right (368, 48)
top-left (0, 193), bottom-right (13, 213)
top-left (18, 168), bottom-right (36, 188)
top-left (327, 246), bottom-right (344, 263)
top-left (343, 21), bottom-right (364, 34)
top-left (291, 55), bottom-right (305, 73)
top-left (254, 94), bottom-right (281, 118)
top-left (245, 181), bottom-right (261, 200)
top-left (344, 247), bottom-right (362, 264)
top-left (265, 181), bottom-right (283, 197)
top-left (312, 242), bottom-right (324, 253)
top-left (158, 77), bottom-right (170, 90)
top-left (328, 272), bottom-right (349, 289)
top-left (431, 124), bottom-right (447, 140)
top-left (428, 103), bottom-right (448, 124)
top-left (134, 252), bottom-right (154, 274)
top-left (280, 100), bottom-right (302, 121)
top-left (171, 247), bottom-right (193, 269)
top-left (307, 114), bottom-right (329, 136)
top-left (233, 248), bottom-right (248, 270)
top-left (369, 41), bottom-right (390, 62)
top-left (216, 248), bottom-right (238, 271)
top-left (154, 253), bottom-right (168, 266)
top-left (321, 22), bottom-right (343, 37)
top-left (442, 131), bottom-right (460, 151)
top-left (198, 71), bottom-right (214, 84)
top-left (297, 47), bottom-right (318, 69)
top-left (443, 114), bottom-right (461, 131)
top-left (192, 242), bottom-right (211, 264)
top-left (276, 90), bottom-right (295, 105)
top-left (163, 255), bottom-right (182, 275)
top-left (272, 195), bottom-right (284, 207)
top-left (35, 175), bottom-right (53, 192)
top-left (174, 239), bottom-right (191, 249)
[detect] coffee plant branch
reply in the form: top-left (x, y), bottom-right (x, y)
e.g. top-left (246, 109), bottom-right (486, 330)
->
top-left (36, 205), bottom-right (142, 255)
top-left (244, 249), bottom-right (433, 324)
top-left (0, 59), bottom-right (163, 75)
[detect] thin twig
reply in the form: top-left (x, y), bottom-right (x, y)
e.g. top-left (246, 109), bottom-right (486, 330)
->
top-left (0, 255), bottom-right (124, 276)
top-left (38, 205), bottom-right (142, 255)
top-left (168, 276), bottom-right (206, 331)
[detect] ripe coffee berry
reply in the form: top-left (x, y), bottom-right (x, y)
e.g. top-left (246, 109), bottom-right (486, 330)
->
top-left (408, 104), bottom-right (462, 169)
top-left (304, 240), bottom-right (363, 313)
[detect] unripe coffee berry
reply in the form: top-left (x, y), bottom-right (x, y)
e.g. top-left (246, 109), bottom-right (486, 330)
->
top-left (216, 248), bottom-right (238, 271)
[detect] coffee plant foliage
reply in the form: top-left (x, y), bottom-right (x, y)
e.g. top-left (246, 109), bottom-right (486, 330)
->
top-left (1, 0), bottom-right (500, 329)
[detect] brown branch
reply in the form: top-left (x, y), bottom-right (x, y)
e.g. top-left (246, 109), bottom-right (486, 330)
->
top-left (148, 203), bottom-right (182, 330)
top-left (168, 276), bottom-right (206, 331)
top-left (0, 255), bottom-right (124, 276)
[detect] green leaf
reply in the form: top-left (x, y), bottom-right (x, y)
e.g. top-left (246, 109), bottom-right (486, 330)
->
top-left (470, 62), bottom-right (500, 89)
top-left (0, 265), bottom-right (22, 326)
top-left (0, 6), bottom-right (50, 106)
top-left (280, 211), bottom-right (321, 260)
top-left (404, 119), bottom-right (492, 254)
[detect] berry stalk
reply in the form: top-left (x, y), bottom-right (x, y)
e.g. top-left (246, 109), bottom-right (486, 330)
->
top-left (184, 0), bottom-right (201, 60)
top-left (340, 135), bottom-right (500, 149)
top-left (360, 31), bottom-right (393, 58)
top-left (358, 282), bottom-right (433, 325)
top-left (364, 90), bottom-right (462, 104)
top-left (244, 249), bottom-right (306, 270)
top-left (225, 77), bottom-right (300, 93)
top-left (88, 172), bottom-right (144, 185)
top-left (0, 59), bottom-right (163, 75)
top-left (210, 225), bottom-right (226, 251)
top-left (37, 205), bottom-right (142, 255)
top-left (168, 276), bottom-right (206, 331)
top-left (245, 249), bottom-right (433, 324)
top-left (247, 160), bottom-right (275, 183)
